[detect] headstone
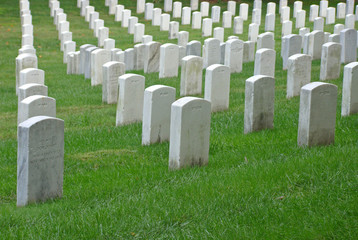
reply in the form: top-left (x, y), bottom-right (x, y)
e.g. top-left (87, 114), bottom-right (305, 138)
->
top-left (204, 64), bottom-right (231, 112)
top-left (282, 20), bottom-right (292, 36)
top-left (114, 5), bottom-right (124, 22)
top-left (213, 27), bottom-right (224, 43)
top-left (222, 11), bottom-right (232, 28)
top-left (18, 95), bottom-right (56, 124)
top-left (279, 0), bottom-right (288, 14)
top-left (265, 13), bottom-right (275, 32)
top-left (182, 7), bottom-right (191, 25)
top-left (227, 1), bottom-right (236, 16)
top-left (225, 39), bottom-right (244, 73)
top-left (220, 43), bottom-right (226, 65)
top-left (137, 0), bottom-right (145, 14)
top-left (145, 3), bottom-right (154, 20)
top-left (142, 85), bottom-right (176, 145)
top-left (313, 17), bottom-right (324, 31)
top-left (89, 12), bottom-right (99, 29)
top-left (180, 56), bottom-right (203, 96)
top-left (124, 48), bottom-right (135, 71)
top-left (144, 41), bottom-right (161, 73)
top-left (309, 5), bottom-right (319, 22)
top-left (244, 75), bottom-right (275, 134)
top-left (334, 24), bottom-right (345, 34)
top-left (202, 18), bottom-right (212, 37)
top-left (22, 24), bottom-right (33, 36)
top-left (200, 2), bottom-right (209, 17)
top-left (159, 44), bottom-right (179, 78)
top-left (134, 44), bottom-right (144, 70)
top-left (128, 17), bottom-right (138, 34)
top-left (79, 44), bottom-right (95, 75)
top-left (84, 46), bottom-right (99, 79)
top-left (345, 14), bottom-right (355, 29)
top-left (21, 14), bottom-right (32, 26)
top-left (192, 11), bottom-right (202, 29)
top-left (340, 29), bottom-right (357, 64)
top-left (240, 3), bottom-right (249, 21)
top-left (186, 40), bottom-right (201, 56)
top-left (254, 48), bottom-right (276, 77)
top-left (80, 0), bottom-right (89, 17)
top-left (178, 31), bottom-right (189, 47)
top-left (257, 32), bottom-right (275, 50)
top-left (104, 38), bottom-right (115, 51)
top-left (320, 0), bottom-right (328, 17)
top-left (347, 0), bottom-right (355, 14)
top-left (286, 54), bottom-right (312, 98)
top-left (329, 34), bottom-right (340, 43)
top-left (234, 16), bottom-right (244, 34)
top-left (243, 41), bottom-right (256, 63)
top-left (152, 8), bottom-right (162, 26)
top-left (142, 35), bottom-right (153, 44)
top-left (203, 38), bottom-right (220, 68)
top-left (91, 49), bottom-right (110, 86)
top-left (296, 10), bottom-right (306, 28)
top-left (326, 7), bottom-right (336, 25)
top-left (248, 23), bottom-right (259, 42)
top-left (342, 62), bottom-right (358, 116)
top-left (85, 6), bottom-right (94, 22)
top-left (134, 23), bottom-right (145, 43)
top-left (93, 19), bottom-right (104, 37)
top-left (18, 83), bottom-right (48, 104)
top-left (19, 68), bottom-right (45, 89)
top-left (17, 116), bottom-right (64, 207)
top-left (211, 6), bottom-right (221, 23)
top-left (282, 34), bottom-right (302, 69)
top-left (19, 45), bottom-right (36, 55)
top-left (58, 21), bottom-right (69, 39)
top-left (63, 41), bottom-right (75, 64)
top-left (178, 46), bottom-right (186, 66)
top-left (114, 50), bottom-right (125, 63)
top-left (337, 3), bottom-right (347, 19)
top-left (293, 1), bottom-right (302, 18)
top-left (111, 48), bottom-right (121, 61)
top-left (252, 8), bottom-right (262, 25)
top-left (98, 27), bottom-right (109, 47)
top-left (281, 6), bottom-right (290, 23)
top-left (102, 61), bottom-right (125, 104)
top-left (121, 9), bottom-right (131, 27)
top-left (191, 0), bottom-right (199, 11)
top-left (320, 42), bottom-right (342, 80)
top-left (297, 82), bottom-right (337, 147)
top-left (16, 53), bottom-right (38, 94)
top-left (299, 27), bottom-right (310, 48)
top-left (169, 97), bottom-right (211, 170)
top-left (22, 34), bottom-right (33, 47)
top-left (173, 2), bottom-right (182, 18)
top-left (168, 21), bottom-right (179, 39)
top-left (307, 30), bottom-right (325, 60)
top-left (161, 14), bottom-right (170, 31)
top-left (267, 2), bottom-right (276, 14)
top-left (116, 74), bottom-right (145, 126)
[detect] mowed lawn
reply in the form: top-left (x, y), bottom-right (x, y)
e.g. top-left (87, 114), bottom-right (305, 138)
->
top-left (0, 0), bottom-right (357, 239)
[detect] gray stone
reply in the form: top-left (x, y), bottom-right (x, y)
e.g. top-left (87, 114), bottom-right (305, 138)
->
top-left (233, 16), bottom-right (244, 34)
top-left (169, 21), bottom-right (179, 39)
top-left (19, 68), bottom-right (44, 90)
top-left (202, 18), bottom-right (212, 37)
top-left (124, 48), bottom-right (135, 71)
top-left (114, 5), bottom-right (124, 22)
top-left (134, 44), bottom-right (145, 70)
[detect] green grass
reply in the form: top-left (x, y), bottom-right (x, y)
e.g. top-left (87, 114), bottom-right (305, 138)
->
top-left (1, 0), bottom-right (357, 239)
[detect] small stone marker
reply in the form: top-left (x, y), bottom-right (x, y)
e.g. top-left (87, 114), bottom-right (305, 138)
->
top-left (180, 55), bottom-right (203, 96)
top-left (244, 75), bottom-right (275, 134)
top-left (63, 41), bottom-right (75, 64)
top-left (91, 49), bottom-right (110, 86)
top-left (240, 3), bottom-right (249, 21)
top-left (114, 5), bottom-right (124, 22)
top-left (281, 6), bottom-right (290, 23)
top-left (320, 0), bottom-right (328, 17)
top-left (243, 41), bottom-right (255, 63)
top-left (116, 74), bottom-right (145, 126)
top-left (159, 44), bottom-right (179, 78)
top-left (19, 68), bottom-right (44, 90)
top-left (213, 27), bottom-right (224, 43)
top-left (18, 95), bottom-right (56, 124)
top-left (98, 27), bottom-right (109, 47)
top-left (173, 2), bottom-right (182, 18)
top-left (287, 54), bottom-right (312, 98)
top-left (121, 9), bottom-right (131, 27)
top-left (265, 13), bottom-right (275, 32)
top-left (192, 11), bottom-right (201, 29)
top-left (169, 97), bottom-right (211, 170)
top-left (307, 30), bottom-right (325, 60)
top-left (254, 48), bottom-right (276, 78)
top-left (345, 14), bottom-right (355, 29)
top-left (200, 2), bottom-right (209, 17)
top-left (168, 21), bottom-right (179, 39)
top-left (202, 18), bottom-right (212, 37)
top-left (228, 1), bottom-right (236, 15)
top-left (17, 116), bottom-right (64, 207)
top-left (222, 11), bottom-right (232, 28)
top-left (160, 14), bottom-right (170, 31)
top-left (267, 2), bottom-right (276, 14)
top-left (152, 8), bottom-right (162, 26)
top-left (164, 0), bottom-right (173, 12)
top-left (89, 12), bottom-right (99, 29)
top-left (18, 83), bottom-right (48, 104)
top-left (144, 41), bottom-right (161, 73)
top-left (145, 3), bottom-right (154, 20)
top-left (334, 24), bottom-right (344, 34)
top-left (84, 46), bottom-right (98, 79)
top-left (293, 1), bottom-right (303, 18)
top-left (320, 42), bottom-right (342, 80)
top-left (93, 19), bottom-right (104, 37)
top-left (252, 9), bottom-right (262, 25)
top-left (326, 7), bottom-right (336, 25)
top-left (134, 43), bottom-right (145, 70)
top-left (203, 38), bottom-right (220, 68)
top-left (19, 45), bottom-right (36, 55)
top-left (296, 10), bottom-right (306, 28)
top-left (248, 23), bottom-right (259, 42)
top-left (178, 31), bottom-right (189, 47)
top-left (257, 32), bottom-right (275, 50)
top-left (340, 28), bottom-right (357, 64)
top-left (211, 6), bottom-right (221, 23)
top-left (142, 85), bottom-right (176, 145)
top-left (85, 6), bottom-right (94, 22)
top-left (103, 38), bottom-right (115, 51)
top-left (191, 0), bottom-right (199, 11)
top-left (182, 7), bottom-right (191, 25)
top-left (309, 5), bottom-right (319, 22)
top-left (204, 64), bottom-right (231, 112)
top-left (16, 53), bottom-right (38, 95)
top-left (102, 61), bottom-right (125, 104)
top-left (60, 31), bottom-right (72, 51)
top-left (282, 20), bottom-right (293, 37)
top-left (298, 82), bottom-right (337, 147)
top-left (137, 0), bottom-right (145, 14)
top-left (124, 48), bottom-right (135, 71)
top-left (224, 39), bottom-right (244, 73)
top-left (342, 62), bottom-right (358, 116)
top-left (134, 23), bottom-right (145, 43)
top-left (58, 21), bottom-right (69, 39)
top-left (128, 17), bottom-right (138, 34)
top-left (234, 16), bottom-right (244, 34)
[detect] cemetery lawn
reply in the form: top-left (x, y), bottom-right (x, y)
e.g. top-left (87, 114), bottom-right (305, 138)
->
top-left (1, 0), bottom-right (357, 239)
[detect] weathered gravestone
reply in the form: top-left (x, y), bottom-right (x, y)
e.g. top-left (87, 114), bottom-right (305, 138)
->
top-left (287, 54), bottom-right (312, 98)
top-left (186, 40), bottom-right (201, 56)
top-left (320, 42), bottom-right (342, 81)
top-left (17, 116), bottom-right (64, 207)
top-left (254, 48), bottom-right (276, 78)
top-left (16, 53), bottom-right (38, 95)
top-left (116, 74), bottom-right (145, 126)
top-left (244, 75), bottom-right (275, 134)
top-left (159, 44), bottom-right (179, 78)
top-left (180, 55), bottom-right (203, 96)
top-left (142, 85), bottom-right (176, 145)
top-left (91, 48), bottom-right (111, 86)
top-left (169, 97), bottom-right (211, 170)
top-left (298, 82), bottom-right (337, 147)
top-left (19, 68), bottom-right (44, 90)
top-left (224, 39), bottom-right (243, 73)
top-left (102, 61), bottom-right (125, 104)
top-left (204, 64), bottom-right (231, 112)
top-left (144, 41), bottom-right (161, 73)
top-left (18, 84), bottom-right (48, 105)
top-left (18, 95), bottom-right (56, 124)
top-left (203, 38), bottom-right (220, 68)
top-left (282, 34), bottom-right (302, 70)
top-left (340, 28), bottom-right (357, 64)
top-left (342, 62), bottom-right (358, 116)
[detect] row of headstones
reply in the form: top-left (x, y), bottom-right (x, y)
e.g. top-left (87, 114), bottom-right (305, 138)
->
top-left (17, 1), bottom-right (64, 208)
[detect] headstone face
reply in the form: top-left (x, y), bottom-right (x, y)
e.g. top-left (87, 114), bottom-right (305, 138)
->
top-left (244, 75), bottom-right (275, 134)
top-left (134, 44), bottom-right (145, 70)
top-left (320, 42), bottom-right (342, 80)
top-left (192, 11), bottom-right (202, 29)
top-left (173, 1), bottom-right (182, 18)
top-left (286, 54), bottom-right (312, 98)
top-left (224, 39), bottom-right (244, 73)
top-left (85, 6), bottom-right (94, 22)
top-left (84, 46), bottom-right (98, 79)
top-left (234, 16), bottom-right (244, 34)
top-left (186, 40), bottom-right (201, 56)
top-left (128, 17), bottom-right (138, 34)
top-left (134, 23), bottom-right (145, 43)
top-left (58, 21), bottom-right (69, 39)
top-left (220, 43), bottom-right (226, 65)
top-left (257, 32), bottom-right (275, 50)
top-left (309, 5), bottom-right (319, 22)
top-left (204, 64), bottom-right (231, 112)
top-left (164, 0), bottom-right (173, 13)
top-left (16, 53), bottom-right (38, 95)
top-left (345, 14), bottom-right (355, 29)
top-left (142, 35), bottom-right (153, 44)
top-left (142, 85), bottom-right (176, 145)
top-left (98, 27), bottom-right (109, 47)
top-left (116, 74), bottom-right (145, 126)
top-left (319, 0), bottom-right (328, 17)
top-left (265, 13), bottom-right (275, 32)
top-left (200, 2), bottom-right (209, 17)
top-left (180, 55), bottom-right (203, 96)
top-left (178, 46), bottom-right (186, 66)
top-left (313, 17), bottom-right (324, 31)
top-left (110, 48), bottom-right (121, 61)
top-left (137, 0), bottom-right (145, 14)
top-left (202, 18), bottom-right (213, 37)
top-left (328, 34), bottom-right (340, 43)
top-left (248, 23), bottom-right (259, 42)
top-left (63, 41), bottom-right (76, 64)
top-left (152, 8), bottom-right (162, 26)
top-left (178, 31), bottom-right (189, 47)
top-left (18, 83), bottom-right (48, 104)
top-left (252, 8), bottom-right (262, 25)
top-left (243, 41), bottom-right (256, 63)
top-left (293, 1), bottom-right (303, 18)
top-left (19, 68), bottom-right (45, 89)
top-left (203, 38), bottom-right (221, 68)
top-left (80, 0), bottom-right (89, 17)
top-left (102, 61), bottom-right (125, 104)
top-left (17, 116), bottom-right (64, 207)
top-left (213, 27), bottom-right (224, 43)
top-left (347, 0), bottom-right (355, 14)
top-left (103, 38), bottom-right (115, 50)
top-left (89, 12), bottom-right (99, 29)
top-left (296, 10), bottom-right (306, 28)
top-left (122, 9), bottom-right (131, 28)
top-left (168, 21), bottom-right (179, 39)
top-left (159, 44), bottom-right (179, 78)
top-left (299, 27), bottom-right (310, 48)
top-left (124, 48), bottom-right (135, 71)
top-left (340, 29), bottom-right (357, 64)
top-left (114, 5), bottom-right (124, 22)
top-left (160, 14), bottom-right (170, 31)
top-left (240, 3), bottom-right (249, 21)
top-left (281, 6), bottom-right (290, 23)
top-left (282, 20), bottom-right (293, 37)
top-left (60, 31), bottom-right (72, 51)
top-left (211, 6), bottom-right (221, 23)
top-left (169, 97), bottom-right (211, 170)
top-left (222, 11), bottom-right (232, 28)
top-left (282, 34), bottom-right (302, 70)
top-left (190, 0), bottom-right (199, 11)
top-left (307, 30), bottom-right (325, 60)
top-left (227, 1), bottom-right (236, 16)
top-left (21, 34), bottom-right (33, 47)
top-left (144, 41), bottom-right (161, 73)
top-left (334, 24), bottom-right (345, 34)
top-left (91, 49), bottom-right (111, 86)
top-left (93, 19), bottom-right (104, 37)
top-left (267, 2), bottom-right (276, 14)
top-left (326, 7), bottom-right (336, 25)
top-left (298, 82), bottom-right (338, 147)
top-left (18, 95), bottom-right (56, 124)
top-left (337, 3), bottom-right (346, 19)
top-left (279, 0), bottom-right (288, 14)
top-left (114, 50), bottom-right (125, 63)
top-left (254, 0), bottom-right (262, 9)
top-left (254, 48), bottom-right (276, 77)
top-left (342, 62), bottom-right (358, 116)
top-left (182, 7), bottom-right (191, 25)
top-left (21, 14), bottom-right (32, 26)
top-left (145, 3), bottom-right (154, 20)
